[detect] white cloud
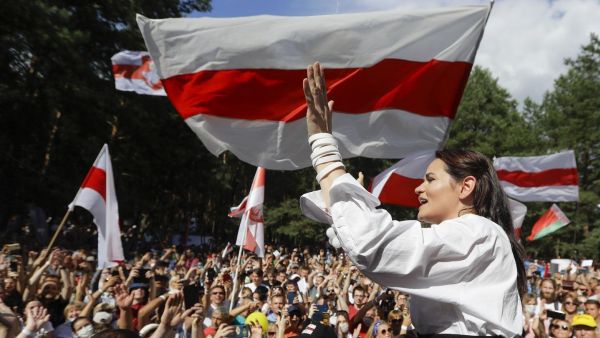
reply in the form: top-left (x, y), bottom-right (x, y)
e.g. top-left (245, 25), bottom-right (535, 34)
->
top-left (332, 0), bottom-right (600, 104)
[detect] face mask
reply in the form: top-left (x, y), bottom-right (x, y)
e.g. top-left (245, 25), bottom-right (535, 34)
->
top-left (525, 304), bottom-right (536, 316)
top-left (77, 324), bottom-right (94, 338)
top-left (363, 317), bottom-right (374, 328)
top-left (339, 322), bottom-right (349, 334)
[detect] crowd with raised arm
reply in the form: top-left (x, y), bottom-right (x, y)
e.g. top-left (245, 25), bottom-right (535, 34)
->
top-left (0, 237), bottom-right (599, 338)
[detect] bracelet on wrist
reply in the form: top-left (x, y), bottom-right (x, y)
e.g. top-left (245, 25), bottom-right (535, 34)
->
top-left (21, 327), bottom-right (36, 337)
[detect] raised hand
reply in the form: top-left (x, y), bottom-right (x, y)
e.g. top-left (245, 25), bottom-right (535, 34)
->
top-left (352, 323), bottom-right (362, 338)
top-left (115, 284), bottom-right (134, 309)
top-left (25, 305), bottom-right (50, 332)
top-left (214, 323), bottom-right (236, 338)
top-left (161, 292), bottom-right (184, 328)
top-left (304, 62), bottom-right (334, 136)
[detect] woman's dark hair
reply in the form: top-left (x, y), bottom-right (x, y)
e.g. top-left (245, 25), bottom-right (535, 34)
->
top-left (435, 149), bottom-right (526, 297)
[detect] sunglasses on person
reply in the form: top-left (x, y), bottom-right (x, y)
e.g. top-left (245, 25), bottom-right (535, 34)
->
top-left (552, 324), bottom-right (570, 330)
top-left (564, 301), bottom-right (579, 306)
top-left (379, 328), bottom-right (391, 335)
top-left (212, 291), bottom-right (225, 295)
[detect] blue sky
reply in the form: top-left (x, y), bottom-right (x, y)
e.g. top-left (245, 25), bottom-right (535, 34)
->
top-left (190, 0), bottom-right (600, 105)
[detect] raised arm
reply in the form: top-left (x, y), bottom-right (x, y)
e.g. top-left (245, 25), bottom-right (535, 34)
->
top-left (303, 62), bottom-right (346, 207)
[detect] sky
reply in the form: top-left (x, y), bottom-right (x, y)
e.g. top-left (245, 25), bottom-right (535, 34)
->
top-left (192, 0), bottom-right (600, 106)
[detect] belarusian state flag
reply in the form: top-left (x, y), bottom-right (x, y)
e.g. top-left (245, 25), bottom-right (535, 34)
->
top-left (136, 5), bottom-right (491, 170)
top-left (69, 145), bottom-right (124, 268)
top-left (527, 204), bottom-right (571, 241)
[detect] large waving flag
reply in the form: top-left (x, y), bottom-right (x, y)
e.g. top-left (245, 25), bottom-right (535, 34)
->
top-left (235, 167), bottom-right (266, 257)
top-left (69, 145), bottom-right (124, 268)
top-left (137, 5), bottom-right (491, 170)
top-left (494, 151), bottom-right (579, 202)
top-left (370, 150), bottom-right (436, 207)
top-left (111, 51), bottom-right (166, 96)
top-left (527, 204), bottom-right (571, 241)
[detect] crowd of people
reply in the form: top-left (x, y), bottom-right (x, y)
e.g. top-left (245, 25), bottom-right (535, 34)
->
top-left (0, 240), bottom-right (598, 338)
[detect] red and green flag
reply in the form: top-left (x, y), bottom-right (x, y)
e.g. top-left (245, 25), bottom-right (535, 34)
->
top-left (527, 204), bottom-right (571, 241)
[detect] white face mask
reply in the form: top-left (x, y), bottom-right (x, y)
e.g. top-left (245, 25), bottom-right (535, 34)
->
top-left (339, 322), bottom-right (349, 334)
top-left (77, 324), bottom-right (94, 338)
top-left (525, 304), bottom-right (537, 316)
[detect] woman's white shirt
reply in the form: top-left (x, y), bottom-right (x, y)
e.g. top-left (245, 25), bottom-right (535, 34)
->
top-left (310, 174), bottom-right (523, 337)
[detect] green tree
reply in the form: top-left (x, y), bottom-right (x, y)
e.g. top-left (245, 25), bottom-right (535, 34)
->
top-left (529, 34), bottom-right (600, 259)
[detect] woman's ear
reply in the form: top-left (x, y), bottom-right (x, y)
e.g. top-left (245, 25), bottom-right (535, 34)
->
top-left (459, 176), bottom-right (476, 200)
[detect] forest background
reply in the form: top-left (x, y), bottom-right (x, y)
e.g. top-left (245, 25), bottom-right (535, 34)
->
top-left (1, 1), bottom-right (599, 259)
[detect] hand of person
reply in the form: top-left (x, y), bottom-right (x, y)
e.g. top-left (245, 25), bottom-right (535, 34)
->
top-left (214, 323), bottom-right (235, 338)
top-left (115, 284), bottom-right (134, 310)
top-left (103, 276), bottom-right (119, 290)
top-left (539, 299), bottom-right (547, 321)
top-left (276, 313), bottom-right (287, 336)
top-left (249, 321), bottom-right (263, 338)
top-left (25, 305), bottom-right (50, 332)
top-left (352, 324), bottom-right (362, 338)
top-left (308, 303), bottom-right (317, 319)
top-left (357, 172), bottom-right (365, 187)
top-left (160, 292), bottom-right (184, 329)
top-left (402, 305), bottom-right (412, 327)
top-left (304, 62), bottom-right (333, 137)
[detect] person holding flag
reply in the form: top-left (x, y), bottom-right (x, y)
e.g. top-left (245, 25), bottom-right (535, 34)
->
top-left (301, 62), bottom-right (526, 337)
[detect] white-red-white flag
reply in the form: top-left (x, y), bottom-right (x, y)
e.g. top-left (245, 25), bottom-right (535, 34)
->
top-left (221, 242), bottom-right (233, 259)
top-left (494, 151), bottom-right (579, 202)
top-left (370, 150), bottom-right (436, 207)
top-left (69, 144), bottom-right (124, 268)
top-left (228, 196), bottom-right (248, 218)
top-left (235, 167), bottom-right (265, 257)
top-left (137, 5), bottom-right (491, 170)
top-left (508, 198), bottom-right (527, 239)
top-left (111, 51), bottom-right (166, 96)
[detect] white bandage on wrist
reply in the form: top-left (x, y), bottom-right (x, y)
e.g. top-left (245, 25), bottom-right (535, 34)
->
top-left (315, 162), bottom-right (345, 183)
top-left (308, 133), bottom-right (344, 182)
top-left (308, 133), bottom-right (334, 145)
top-left (313, 153), bottom-right (342, 167)
top-left (310, 145), bottom-right (339, 162)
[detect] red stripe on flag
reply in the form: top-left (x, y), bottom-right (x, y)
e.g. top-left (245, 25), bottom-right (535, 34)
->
top-left (377, 174), bottom-right (422, 208)
top-left (81, 167), bottom-right (106, 200)
top-left (496, 168), bottom-right (579, 188)
top-left (163, 59), bottom-right (471, 122)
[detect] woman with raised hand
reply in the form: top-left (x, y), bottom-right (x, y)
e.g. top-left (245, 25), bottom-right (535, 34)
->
top-left (302, 62), bottom-right (526, 337)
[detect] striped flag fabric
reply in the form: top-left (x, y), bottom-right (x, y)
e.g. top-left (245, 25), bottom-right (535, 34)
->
top-left (494, 151), bottom-right (579, 202)
top-left (370, 150), bottom-right (436, 207)
top-left (136, 5), bottom-right (491, 170)
top-left (228, 196), bottom-right (248, 218)
top-left (68, 145), bottom-right (124, 268)
top-left (235, 167), bottom-right (266, 257)
top-left (221, 242), bottom-right (233, 258)
top-left (527, 204), bottom-right (571, 241)
top-left (111, 51), bottom-right (166, 96)
top-left (508, 198), bottom-right (527, 239)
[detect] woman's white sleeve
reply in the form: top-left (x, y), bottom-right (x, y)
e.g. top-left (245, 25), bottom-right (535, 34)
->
top-left (328, 174), bottom-right (497, 292)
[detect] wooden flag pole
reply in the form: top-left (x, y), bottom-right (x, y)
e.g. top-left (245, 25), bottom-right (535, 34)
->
top-left (46, 209), bottom-right (72, 253)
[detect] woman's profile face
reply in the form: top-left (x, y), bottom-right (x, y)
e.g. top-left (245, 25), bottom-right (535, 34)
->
top-left (415, 159), bottom-right (463, 224)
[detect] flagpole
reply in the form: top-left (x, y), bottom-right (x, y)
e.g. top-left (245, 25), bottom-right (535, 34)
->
top-left (229, 223), bottom-right (248, 312)
top-left (46, 209), bottom-right (72, 252)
